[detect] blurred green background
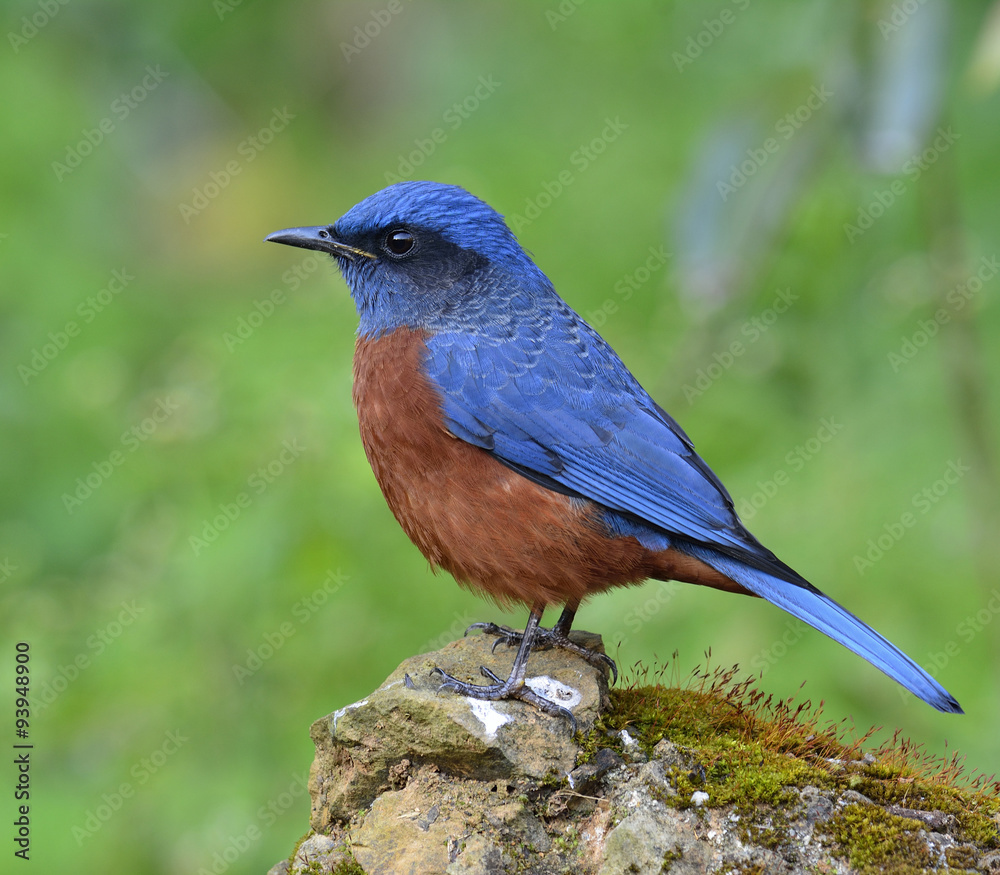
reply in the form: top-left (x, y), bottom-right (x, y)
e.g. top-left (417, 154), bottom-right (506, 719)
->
top-left (3, 0), bottom-right (1000, 871)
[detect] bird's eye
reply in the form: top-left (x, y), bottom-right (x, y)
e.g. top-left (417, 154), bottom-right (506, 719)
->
top-left (383, 229), bottom-right (415, 257)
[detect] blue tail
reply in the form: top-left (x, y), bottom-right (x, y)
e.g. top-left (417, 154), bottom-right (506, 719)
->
top-left (685, 546), bottom-right (963, 714)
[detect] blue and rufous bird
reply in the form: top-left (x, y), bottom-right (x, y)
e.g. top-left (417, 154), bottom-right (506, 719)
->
top-left (265, 181), bottom-right (961, 720)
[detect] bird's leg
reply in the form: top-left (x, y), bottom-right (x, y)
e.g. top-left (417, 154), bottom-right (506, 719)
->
top-left (467, 599), bottom-right (618, 683)
top-left (551, 603), bottom-right (577, 637)
top-left (433, 603), bottom-right (577, 727)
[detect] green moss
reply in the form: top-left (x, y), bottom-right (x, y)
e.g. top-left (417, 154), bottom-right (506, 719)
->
top-left (329, 857), bottom-right (366, 875)
top-left (660, 844), bottom-right (683, 869)
top-left (588, 677), bottom-right (836, 814)
top-left (846, 768), bottom-right (1000, 849)
top-left (551, 825), bottom-right (581, 855)
top-left (537, 770), bottom-right (569, 791)
top-left (819, 803), bottom-right (932, 873)
top-left (579, 660), bottom-right (1000, 864)
top-left (738, 806), bottom-right (792, 852)
top-left (944, 843), bottom-right (980, 869)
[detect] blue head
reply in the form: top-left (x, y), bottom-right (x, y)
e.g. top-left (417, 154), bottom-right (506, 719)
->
top-left (266, 181), bottom-right (552, 337)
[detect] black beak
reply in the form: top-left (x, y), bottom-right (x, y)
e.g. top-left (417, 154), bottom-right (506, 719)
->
top-left (264, 226), bottom-right (375, 261)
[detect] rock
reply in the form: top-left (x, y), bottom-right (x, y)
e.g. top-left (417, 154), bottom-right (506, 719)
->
top-left (887, 804), bottom-right (959, 833)
top-left (278, 834), bottom-right (353, 874)
top-left (568, 747), bottom-right (624, 793)
top-left (838, 788), bottom-right (874, 807)
top-left (270, 637), bottom-right (999, 874)
top-left (309, 629), bottom-right (611, 828)
top-left (798, 785), bottom-right (835, 824)
top-left (349, 768), bottom-right (472, 873)
top-left (651, 737), bottom-right (698, 770)
top-left (599, 809), bottom-right (692, 875)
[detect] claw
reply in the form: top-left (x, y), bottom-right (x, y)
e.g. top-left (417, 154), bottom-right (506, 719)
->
top-left (598, 653), bottom-right (619, 685)
top-left (432, 668), bottom-right (466, 696)
top-left (428, 663), bottom-right (578, 731)
top-left (423, 607), bottom-right (581, 730)
top-left (470, 617), bottom-right (618, 683)
top-left (479, 665), bottom-right (504, 684)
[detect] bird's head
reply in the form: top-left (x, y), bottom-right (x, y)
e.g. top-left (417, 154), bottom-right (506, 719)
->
top-left (266, 181), bottom-right (548, 337)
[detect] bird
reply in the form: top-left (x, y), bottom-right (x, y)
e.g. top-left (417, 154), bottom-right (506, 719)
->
top-left (265, 180), bottom-right (962, 721)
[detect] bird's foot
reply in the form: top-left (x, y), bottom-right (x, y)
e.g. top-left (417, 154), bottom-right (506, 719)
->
top-left (467, 621), bottom-right (618, 684)
top-left (431, 665), bottom-right (577, 731)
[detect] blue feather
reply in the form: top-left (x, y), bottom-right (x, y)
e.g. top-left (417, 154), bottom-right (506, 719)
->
top-left (682, 545), bottom-right (962, 713)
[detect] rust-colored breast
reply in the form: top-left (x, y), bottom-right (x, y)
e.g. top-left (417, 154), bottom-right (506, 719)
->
top-left (351, 328), bottom-right (746, 609)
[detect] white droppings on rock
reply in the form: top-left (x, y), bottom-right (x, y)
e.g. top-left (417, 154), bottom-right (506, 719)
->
top-left (467, 699), bottom-right (513, 738)
top-left (619, 729), bottom-right (637, 747)
top-left (691, 790), bottom-right (709, 806)
top-left (332, 698), bottom-right (369, 730)
top-left (525, 675), bottom-right (582, 709)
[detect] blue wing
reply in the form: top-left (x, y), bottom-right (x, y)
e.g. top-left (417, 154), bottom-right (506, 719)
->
top-left (421, 283), bottom-right (962, 714)
top-left (423, 289), bottom-right (776, 570)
